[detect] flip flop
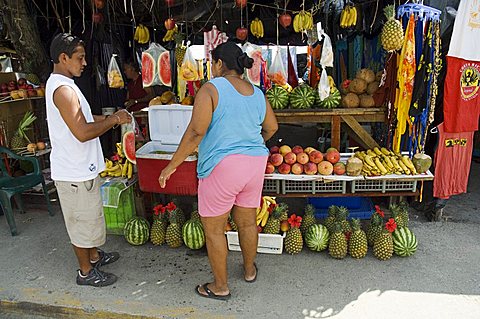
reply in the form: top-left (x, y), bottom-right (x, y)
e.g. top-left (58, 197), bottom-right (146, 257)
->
top-left (195, 283), bottom-right (231, 301)
top-left (244, 263), bottom-right (258, 283)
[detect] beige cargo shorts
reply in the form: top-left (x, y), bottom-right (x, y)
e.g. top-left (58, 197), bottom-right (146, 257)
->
top-left (55, 176), bottom-right (106, 248)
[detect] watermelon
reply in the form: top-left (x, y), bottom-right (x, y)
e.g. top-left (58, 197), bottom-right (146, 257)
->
top-left (141, 52), bottom-right (155, 87)
top-left (392, 227), bottom-right (417, 257)
top-left (319, 88), bottom-right (341, 109)
top-left (124, 217), bottom-right (150, 246)
top-left (158, 51), bottom-right (171, 87)
top-left (266, 85), bottom-right (289, 110)
top-left (182, 219), bottom-right (205, 250)
top-left (289, 84), bottom-right (316, 109)
top-left (246, 50), bottom-right (262, 86)
top-left (305, 224), bottom-right (330, 252)
top-left (123, 131), bottom-right (136, 164)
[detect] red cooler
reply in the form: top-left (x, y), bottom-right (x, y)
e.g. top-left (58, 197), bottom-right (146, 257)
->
top-left (136, 105), bottom-right (198, 195)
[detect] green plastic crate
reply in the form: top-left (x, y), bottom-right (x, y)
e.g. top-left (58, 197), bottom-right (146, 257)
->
top-left (102, 182), bottom-right (136, 235)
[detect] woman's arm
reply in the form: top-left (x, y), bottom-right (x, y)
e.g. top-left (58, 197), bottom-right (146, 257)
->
top-left (261, 97), bottom-right (278, 142)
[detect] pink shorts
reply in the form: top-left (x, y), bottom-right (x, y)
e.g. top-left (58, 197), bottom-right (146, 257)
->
top-left (198, 154), bottom-right (268, 217)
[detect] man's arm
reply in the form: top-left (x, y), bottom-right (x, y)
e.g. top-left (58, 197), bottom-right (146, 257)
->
top-left (93, 114), bottom-right (108, 122)
top-left (54, 86), bottom-right (131, 142)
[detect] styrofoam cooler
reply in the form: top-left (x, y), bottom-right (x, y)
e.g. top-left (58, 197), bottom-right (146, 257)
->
top-left (136, 105), bottom-right (198, 195)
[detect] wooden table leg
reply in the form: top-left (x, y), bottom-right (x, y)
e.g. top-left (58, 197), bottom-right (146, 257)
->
top-left (331, 115), bottom-right (341, 150)
top-left (341, 115), bottom-right (379, 149)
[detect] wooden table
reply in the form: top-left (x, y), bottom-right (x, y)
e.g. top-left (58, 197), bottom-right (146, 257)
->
top-left (274, 108), bottom-right (386, 150)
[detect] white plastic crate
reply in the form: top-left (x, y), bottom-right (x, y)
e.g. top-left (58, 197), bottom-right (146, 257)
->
top-left (263, 179), bottom-right (281, 194)
top-left (351, 179), bottom-right (417, 193)
top-left (351, 180), bottom-right (384, 193)
top-left (226, 231), bottom-right (286, 254)
top-left (283, 179), bottom-right (346, 194)
top-left (385, 180), bottom-right (417, 192)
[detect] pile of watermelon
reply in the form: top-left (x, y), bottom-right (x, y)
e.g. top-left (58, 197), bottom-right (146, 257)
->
top-left (124, 217), bottom-right (150, 246)
top-left (318, 88), bottom-right (342, 109)
top-left (289, 85), bottom-right (316, 109)
top-left (266, 86), bottom-right (289, 110)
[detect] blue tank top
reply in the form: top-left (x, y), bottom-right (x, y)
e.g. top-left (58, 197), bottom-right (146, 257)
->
top-left (197, 77), bottom-right (269, 178)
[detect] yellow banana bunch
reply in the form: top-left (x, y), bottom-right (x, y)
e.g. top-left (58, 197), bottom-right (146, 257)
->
top-left (134, 25), bottom-right (150, 44)
top-left (250, 18), bottom-right (264, 38)
top-left (293, 10), bottom-right (314, 33)
top-left (163, 24), bottom-right (178, 42)
top-left (116, 143), bottom-right (124, 158)
top-left (256, 196), bottom-right (276, 226)
top-left (354, 148), bottom-right (419, 176)
top-left (340, 6), bottom-right (358, 29)
top-left (100, 149), bottom-right (135, 179)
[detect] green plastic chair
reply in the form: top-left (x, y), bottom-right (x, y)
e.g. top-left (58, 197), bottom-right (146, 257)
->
top-left (0, 146), bottom-right (54, 236)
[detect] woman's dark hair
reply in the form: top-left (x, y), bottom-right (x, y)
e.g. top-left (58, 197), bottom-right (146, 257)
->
top-left (50, 33), bottom-right (84, 64)
top-left (211, 41), bottom-right (254, 74)
top-left (124, 58), bottom-right (140, 73)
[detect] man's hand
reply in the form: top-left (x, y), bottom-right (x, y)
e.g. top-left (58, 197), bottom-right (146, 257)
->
top-left (112, 109), bottom-right (132, 125)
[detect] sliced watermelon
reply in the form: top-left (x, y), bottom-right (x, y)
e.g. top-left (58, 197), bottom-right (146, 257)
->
top-left (123, 131), bottom-right (136, 164)
top-left (142, 52), bottom-right (155, 87)
top-left (246, 50), bottom-right (262, 86)
top-left (158, 51), bottom-right (171, 87)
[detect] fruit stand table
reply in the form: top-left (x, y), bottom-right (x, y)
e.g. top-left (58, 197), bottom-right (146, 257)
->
top-left (273, 108), bottom-right (386, 150)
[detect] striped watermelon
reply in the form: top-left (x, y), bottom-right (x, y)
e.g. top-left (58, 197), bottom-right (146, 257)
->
top-left (319, 88), bottom-right (341, 109)
top-left (124, 217), bottom-right (150, 246)
top-left (392, 227), bottom-right (417, 257)
top-left (182, 219), bottom-right (205, 250)
top-left (305, 224), bottom-right (330, 252)
top-left (266, 85), bottom-right (289, 110)
top-left (289, 84), bottom-right (316, 109)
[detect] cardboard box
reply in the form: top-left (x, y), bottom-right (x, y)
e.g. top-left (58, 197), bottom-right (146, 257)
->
top-left (0, 99), bottom-right (34, 144)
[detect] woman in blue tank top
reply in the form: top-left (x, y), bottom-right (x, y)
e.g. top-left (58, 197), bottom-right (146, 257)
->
top-left (159, 41), bottom-right (278, 300)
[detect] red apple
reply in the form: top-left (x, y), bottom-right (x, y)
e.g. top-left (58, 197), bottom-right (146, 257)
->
top-left (325, 149), bottom-right (340, 164)
top-left (270, 145), bottom-right (280, 154)
top-left (318, 161), bottom-right (334, 176)
top-left (278, 163), bottom-right (291, 174)
top-left (1, 83), bottom-right (7, 91)
top-left (164, 18), bottom-right (176, 30)
top-left (94, 0), bottom-right (105, 9)
top-left (92, 12), bottom-right (103, 24)
top-left (279, 13), bottom-right (292, 28)
top-left (304, 162), bottom-right (318, 175)
top-left (291, 145), bottom-right (304, 155)
top-left (296, 152), bottom-right (309, 165)
top-left (236, 27), bottom-right (248, 41)
top-left (236, 0), bottom-right (247, 8)
top-left (333, 162), bottom-right (346, 175)
top-left (270, 153), bottom-right (284, 167)
top-left (265, 162), bottom-right (275, 174)
top-left (279, 145), bottom-right (292, 156)
top-left (26, 84), bottom-right (34, 90)
top-left (309, 150), bottom-right (324, 164)
top-left (7, 84), bottom-right (16, 92)
top-left (291, 163), bottom-right (304, 175)
top-left (284, 152), bottom-right (297, 165)
top-left (17, 78), bottom-right (26, 86)
top-left (304, 147), bottom-right (317, 155)
top-left (27, 89), bottom-right (37, 97)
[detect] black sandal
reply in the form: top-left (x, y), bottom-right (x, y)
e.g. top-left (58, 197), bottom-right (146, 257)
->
top-left (195, 283), bottom-right (231, 301)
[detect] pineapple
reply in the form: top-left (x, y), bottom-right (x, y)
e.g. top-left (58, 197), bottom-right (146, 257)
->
top-left (336, 206), bottom-right (352, 235)
top-left (367, 213), bottom-right (384, 246)
top-left (300, 204), bottom-right (316, 235)
top-left (284, 214), bottom-right (303, 254)
top-left (279, 205), bottom-right (289, 222)
top-left (324, 205), bottom-right (338, 233)
top-left (150, 212), bottom-right (167, 246)
top-left (348, 219), bottom-right (368, 259)
top-left (328, 222), bottom-right (347, 259)
top-left (373, 230), bottom-right (394, 260)
top-left (228, 213), bottom-right (238, 231)
top-left (174, 32), bottom-right (187, 66)
top-left (263, 203), bottom-right (287, 234)
top-left (398, 201), bottom-right (410, 227)
top-left (10, 111), bottom-right (36, 150)
top-left (171, 198), bottom-right (186, 227)
top-left (190, 202), bottom-right (200, 221)
top-left (380, 5), bottom-right (404, 52)
top-left (166, 209), bottom-right (183, 248)
top-left (390, 204), bottom-right (407, 228)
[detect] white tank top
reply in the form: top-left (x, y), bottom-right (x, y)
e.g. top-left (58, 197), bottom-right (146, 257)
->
top-left (46, 73), bottom-right (105, 182)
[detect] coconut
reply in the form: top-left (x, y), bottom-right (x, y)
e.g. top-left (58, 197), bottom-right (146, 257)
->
top-left (356, 69), bottom-right (376, 84)
top-left (342, 93), bottom-right (360, 108)
top-left (367, 81), bottom-right (380, 95)
top-left (349, 78), bottom-right (367, 94)
top-left (346, 154), bottom-right (363, 176)
top-left (360, 94), bottom-right (375, 108)
top-left (412, 153), bottom-right (432, 173)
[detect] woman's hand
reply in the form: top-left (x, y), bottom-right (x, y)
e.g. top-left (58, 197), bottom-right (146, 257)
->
top-left (158, 165), bottom-right (177, 188)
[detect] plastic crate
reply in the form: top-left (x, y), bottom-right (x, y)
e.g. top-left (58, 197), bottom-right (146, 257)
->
top-left (226, 231), bottom-right (286, 254)
top-left (283, 179), bottom-right (346, 194)
top-left (307, 196), bottom-right (363, 210)
top-left (313, 197), bottom-right (374, 220)
top-left (385, 180), bottom-right (417, 192)
top-left (351, 179), bottom-right (417, 193)
top-left (102, 184), bottom-right (136, 235)
top-left (263, 179), bottom-right (281, 194)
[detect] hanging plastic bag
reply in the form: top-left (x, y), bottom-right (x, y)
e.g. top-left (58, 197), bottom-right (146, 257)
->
top-left (268, 48), bottom-right (288, 87)
top-left (179, 46), bottom-right (201, 82)
top-left (243, 42), bottom-right (263, 86)
top-left (318, 67), bottom-right (330, 101)
top-left (141, 43), bottom-right (170, 88)
top-left (107, 55), bottom-right (124, 89)
top-left (320, 33), bottom-right (334, 68)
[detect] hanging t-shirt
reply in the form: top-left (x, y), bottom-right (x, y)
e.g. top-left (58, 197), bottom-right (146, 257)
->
top-left (443, 56), bottom-right (480, 132)
top-left (448, 0), bottom-right (480, 61)
top-left (433, 123), bottom-right (474, 199)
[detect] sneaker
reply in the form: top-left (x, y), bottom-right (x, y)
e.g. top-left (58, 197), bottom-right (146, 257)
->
top-left (76, 268), bottom-right (117, 287)
top-left (91, 249), bottom-right (120, 268)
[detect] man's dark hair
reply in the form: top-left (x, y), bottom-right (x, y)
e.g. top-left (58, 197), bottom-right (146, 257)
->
top-left (50, 33), bottom-right (85, 64)
top-left (211, 41), bottom-right (253, 75)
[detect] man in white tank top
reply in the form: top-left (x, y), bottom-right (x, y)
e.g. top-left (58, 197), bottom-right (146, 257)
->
top-left (46, 33), bottom-right (131, 287)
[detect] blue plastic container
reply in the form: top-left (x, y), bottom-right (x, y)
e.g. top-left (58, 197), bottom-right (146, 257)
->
top-left (307, 197), bottom-right (362, 210)
top-left (309, 197), bottom-right (374, 220)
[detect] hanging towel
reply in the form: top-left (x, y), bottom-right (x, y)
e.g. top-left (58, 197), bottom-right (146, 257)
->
top-left (448, 0), bottom-right (480, 61)
top-left (204, 25), bottom-right (228, 61)
top-left (393, 14), bottom-right (416, 152)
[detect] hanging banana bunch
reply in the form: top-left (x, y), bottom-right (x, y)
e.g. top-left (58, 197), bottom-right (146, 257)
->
top-left (293, 10), bottom-right (314, 33)
top-left (163, 24), bottom-right (178, 42)
top-left (134, 24), bottom-right (150, 44)
top-left (339, 5), bottom-right (358, 29)
top-left (250, 18), bottom-right (264, 38)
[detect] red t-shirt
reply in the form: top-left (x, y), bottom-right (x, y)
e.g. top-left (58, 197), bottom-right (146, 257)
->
top-left (127, 77), bottom-right (149, 112)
